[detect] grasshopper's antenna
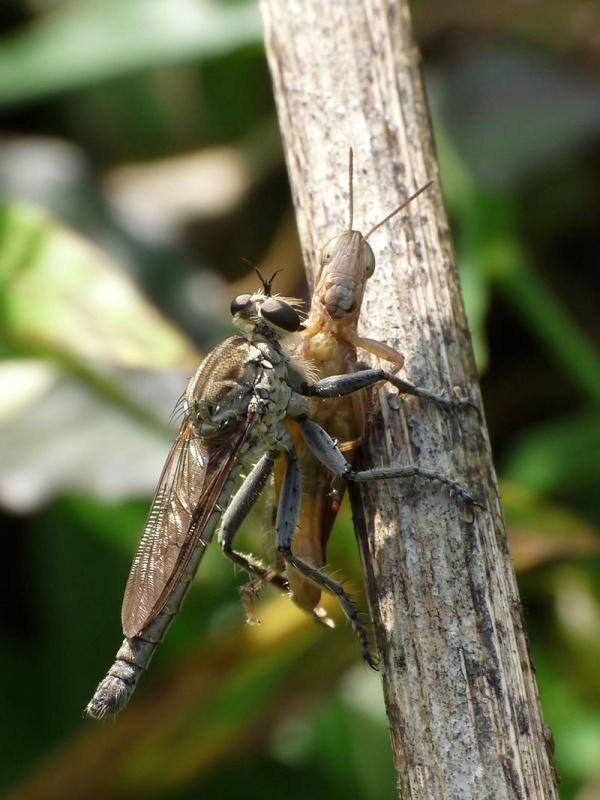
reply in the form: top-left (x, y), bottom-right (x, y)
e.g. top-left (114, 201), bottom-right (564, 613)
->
top-left (364, 180), bottom-right (434, 241)
top-left (348, 147), bottom-right (354, 231)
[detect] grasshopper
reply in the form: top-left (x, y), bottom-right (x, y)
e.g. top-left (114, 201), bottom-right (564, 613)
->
top-left (281, 149), bottom-right (472, 619)
top-left (86, 269), bottom-right (475, 718)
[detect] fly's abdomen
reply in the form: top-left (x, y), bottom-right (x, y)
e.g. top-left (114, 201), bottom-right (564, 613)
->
top-left (85, 636), bottom-right (155, 719)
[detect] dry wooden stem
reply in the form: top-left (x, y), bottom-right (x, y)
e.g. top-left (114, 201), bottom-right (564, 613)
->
top-left (259, 1), bottom-right (558, 798)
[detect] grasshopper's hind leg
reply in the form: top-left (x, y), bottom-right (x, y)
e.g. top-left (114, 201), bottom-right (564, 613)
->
top-left (276, 441), bottom-right (378, 668)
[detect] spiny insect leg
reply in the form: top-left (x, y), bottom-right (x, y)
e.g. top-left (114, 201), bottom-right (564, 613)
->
top-left (301, 368), bottom-right (479, 415)
top-left (276, 442), bottom-right (377, 667)
top-left (298, 416), bottom-right (480, 507)
top-left (218, 451), bottom-right (288, 593)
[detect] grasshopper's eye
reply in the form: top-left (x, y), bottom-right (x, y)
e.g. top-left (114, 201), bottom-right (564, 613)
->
top-left (230, 294), bottom-right (252, 316)
top-left (363, 242), bottom-right (375, 278)
top-left (319, 237), bottom-right (337, 266)
top-left (260, 298), bottom-right (301, 332)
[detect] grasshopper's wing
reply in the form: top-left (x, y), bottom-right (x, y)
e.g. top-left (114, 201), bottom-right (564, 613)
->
top-left (121, 416), bottom-right (253, 637)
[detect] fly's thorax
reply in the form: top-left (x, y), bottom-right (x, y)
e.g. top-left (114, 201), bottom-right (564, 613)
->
top-left (249, 356), bottom-right (292, 437)
top-left (252, 338), bottom-right (315, 423)
top-left (252, 338), bottom-right (287, 366)
top-left (185, 337), bottom-right (265, 437)
top-left (186, 337), bottom-right (257, 403)
top-left (183, 334), bottom-right (295, 448)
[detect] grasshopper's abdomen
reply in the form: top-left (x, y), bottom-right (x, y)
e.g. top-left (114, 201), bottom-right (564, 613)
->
top-left (284, 331), bottom-right (363, 612)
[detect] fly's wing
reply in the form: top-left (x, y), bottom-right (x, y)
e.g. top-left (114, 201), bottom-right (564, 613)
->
top-left (122, 335), bottom-right (262, 638)
top-left (121, 419), bottom-right (209, 637)
top-left (121, 413), bottom-right (256, 637)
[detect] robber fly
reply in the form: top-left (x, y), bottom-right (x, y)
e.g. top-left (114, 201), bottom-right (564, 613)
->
top-left (280, 150), bottom-right (472, 617)
top-left (86, 270), bottom-right (476, 719)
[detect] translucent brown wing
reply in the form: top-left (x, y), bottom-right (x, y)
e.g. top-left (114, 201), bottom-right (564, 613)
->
top-left (121, 419), bottom-right (210, 637)
top-left (121, 413), bottom-right (257, 638)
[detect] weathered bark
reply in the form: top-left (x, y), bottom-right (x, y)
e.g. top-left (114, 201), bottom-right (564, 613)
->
top-left (259, 1), bottom-right (558, 798)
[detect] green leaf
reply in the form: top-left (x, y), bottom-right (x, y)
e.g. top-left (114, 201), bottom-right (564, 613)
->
top-left (0, 0), bottom-right (262, 106)
top-left (0, 202), bottom-right (196, 370)
top-left (435, 113), bottom-right (600, 398)
top-left (0, 203), bottom-right (200, 510)
top-left (502, 412), bottom-right (600, 496)
top-left (498, 249), bottom-right (600, 403)
top-left (434, 116), bottom-right (491, 371)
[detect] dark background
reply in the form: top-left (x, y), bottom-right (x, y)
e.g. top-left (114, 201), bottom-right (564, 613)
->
top-left (0, 1), bottom-right (599, 798)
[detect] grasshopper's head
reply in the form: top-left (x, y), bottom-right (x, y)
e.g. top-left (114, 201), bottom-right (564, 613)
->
top-left (310, 150), bottom-right (432, 324)
top-left (230, 292), bottom-right (303, 340)
top-left (315, 230), bottom-right (375, 320)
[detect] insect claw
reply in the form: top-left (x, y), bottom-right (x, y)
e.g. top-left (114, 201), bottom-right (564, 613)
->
top-left (365, 651), bottom-right (381, 671)
top-left (455, 484), bottom-right (486, 511)
top-left (465, 397), bottom-right (484, 420)
top-left (461, 495), bottom-right (486, 523)
top-left (240, 587), bottom-right (262, 626)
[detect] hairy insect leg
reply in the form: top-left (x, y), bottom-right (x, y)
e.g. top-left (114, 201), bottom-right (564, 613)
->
top-left (272, 447), bottom-right (336, 629)
top-left (298, 417), bottom-right (479, 507)
top-left (301, 368), bottom-right (479, 414)
top-left (217, 447), bottom-right (334, 627)
top-left (239, 574), bottom-right (273, 625)
top-left (217, 451), bottom-right (289, 598)
top-left (276, 442), bottom-right (377, 667)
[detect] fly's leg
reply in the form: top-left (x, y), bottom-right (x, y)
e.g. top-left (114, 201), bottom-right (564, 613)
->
top-left (300, 368), bottom-right (479, 415)
top-left (272, 439), bottom-right (337, 629)
top-left (297, 416), bottom-right (481, 507)
top-left (276, 441), bottom-right (377, 668)
top-left (217, 451), bottom-right (289, 607)
top-left (240, 575), bottom-right (272, 625)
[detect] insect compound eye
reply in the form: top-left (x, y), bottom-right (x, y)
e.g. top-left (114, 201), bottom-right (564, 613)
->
top-left (319, 236), bottom-right (338, 266)
top-left (230, 294), bottom-right (252, 316)
top-left (362, 242), bottom-right (376, 278)
top-left (260, 298), bottom-right (301, 332)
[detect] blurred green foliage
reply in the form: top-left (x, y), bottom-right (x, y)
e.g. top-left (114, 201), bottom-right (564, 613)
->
top-left (0, 1), bottom-right (599, 799)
